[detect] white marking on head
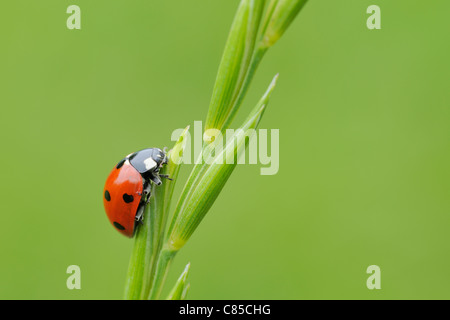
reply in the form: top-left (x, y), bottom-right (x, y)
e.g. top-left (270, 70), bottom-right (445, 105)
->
top-left (144, 157), bottom-right (157, 170)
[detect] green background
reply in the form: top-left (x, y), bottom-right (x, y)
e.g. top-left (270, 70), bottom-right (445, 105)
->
top-left (1, 0), bottom-right (449, 299)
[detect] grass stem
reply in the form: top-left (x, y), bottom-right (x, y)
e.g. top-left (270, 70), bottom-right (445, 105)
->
top-left (147, 248), bottom-right (177, 300)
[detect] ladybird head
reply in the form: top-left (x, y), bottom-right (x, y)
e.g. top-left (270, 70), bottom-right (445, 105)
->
top-left (128, 148), bottom-right (167, 177)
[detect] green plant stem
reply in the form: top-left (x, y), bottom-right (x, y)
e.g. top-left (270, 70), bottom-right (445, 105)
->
top-left (124, 178), bottom-right (168, 300)
top-left (142, 172), bottom-right (178, 299)
top-left (144, 149), bottom-right (185, 298)
top-left (124, 129), bottom-right (187, 300)
top-left (220, 45), bottom-right (268, 131)
top-left (142, 182), bottom-right (167, 298)
top-left (147, 247), bottom-right (177, 300)
top-left (123, 187), bottom-right (157, 300)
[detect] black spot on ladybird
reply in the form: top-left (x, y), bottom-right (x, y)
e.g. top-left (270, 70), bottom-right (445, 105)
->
top-left (113, 222), bottom-right (125, 230)
top-left (123, 193), bottom-right (134, 203)
top-left (116, 158), bottom-right (126, 169)
top-left (104, 190), bottom-right (111, 201)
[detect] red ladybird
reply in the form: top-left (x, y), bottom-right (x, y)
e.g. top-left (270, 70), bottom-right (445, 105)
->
top-left (103, 148), bottom-right (168, 237)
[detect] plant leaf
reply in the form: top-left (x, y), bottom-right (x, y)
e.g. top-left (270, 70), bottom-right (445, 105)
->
top-left (259, 0), bottom-right (309, 49)
top-left (204, 0), bottom-right (266, 135)
top-left (167, 74), bottom-right (279, 251)
top-left (166, 263), bottom-right (191, 300)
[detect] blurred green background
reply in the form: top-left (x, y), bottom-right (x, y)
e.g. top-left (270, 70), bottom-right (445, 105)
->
top-left (1, 0), bottom-right (449, 299)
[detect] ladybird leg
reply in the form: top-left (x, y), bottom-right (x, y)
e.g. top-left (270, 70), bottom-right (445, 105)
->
top-left (149, 174), bottom-right (163, 186)
top-left (160, 174), bottom-right (173, 181)
top-left (162, 147), bottom-right (169, 164)
top-left (135, 204), bottom-right (145, 223)
top-left (145, 189), bottom-right (152, 201)
top-left (142, 182), bottom-right (152, 203)
top-left (144, 188), bottom-right (152, 205)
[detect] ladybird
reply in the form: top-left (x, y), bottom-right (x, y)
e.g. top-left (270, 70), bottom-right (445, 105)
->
top-left (103, 148), bottom-right (169, 237)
